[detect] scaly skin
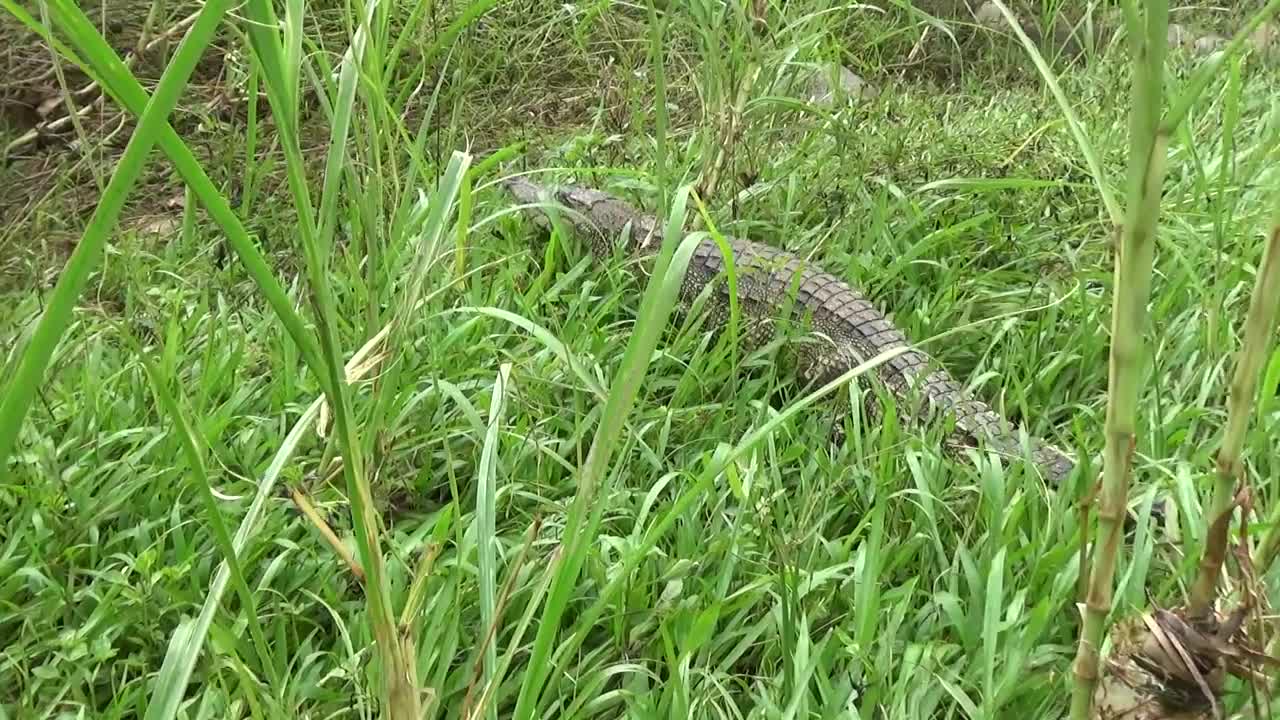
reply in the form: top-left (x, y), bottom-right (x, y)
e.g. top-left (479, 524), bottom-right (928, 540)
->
top-left (502, 175), bottom-right (1077, 485)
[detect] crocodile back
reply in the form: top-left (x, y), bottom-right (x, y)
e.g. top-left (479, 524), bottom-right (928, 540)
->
top-left (501, 176), bottom-right (1076, 485)
top-left (683, 235), bottom-right (1075, 483)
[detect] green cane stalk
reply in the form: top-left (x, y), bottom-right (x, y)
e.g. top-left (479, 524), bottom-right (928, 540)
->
top-left (1188, 224), bottom-right (1280, 619)
top-left (1069, 2), bottom-right (1169, 717)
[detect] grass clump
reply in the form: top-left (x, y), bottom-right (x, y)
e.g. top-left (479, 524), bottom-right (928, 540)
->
top-left (4, 1), bottom-right (1280, 719)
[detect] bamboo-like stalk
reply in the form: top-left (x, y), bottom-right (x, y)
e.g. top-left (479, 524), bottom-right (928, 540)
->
top-left (1189, 226), bottom-right (1280, 619)
top-left (1069, 2), bottom-right (1170, 718)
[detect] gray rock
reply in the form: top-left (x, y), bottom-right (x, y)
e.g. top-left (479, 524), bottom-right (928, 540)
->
top-left (971, 1), bottom-right (1082, 58)
top-left (974, 1), bottom-right (1005, 29)
top-left (1193, 33), bottom-right (1226, 56)
top-left (805, 64), bottom-right (877, 107)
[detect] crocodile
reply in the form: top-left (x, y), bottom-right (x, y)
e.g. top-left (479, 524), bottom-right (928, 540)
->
top-left (500, 175), bottom-right (1077, 486)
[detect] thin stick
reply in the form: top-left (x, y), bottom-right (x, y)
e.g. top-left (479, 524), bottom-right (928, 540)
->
top-left (288, 484), bottom-right (366, 584)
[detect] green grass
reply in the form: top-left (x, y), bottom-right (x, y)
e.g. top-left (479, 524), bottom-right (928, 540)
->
top-left (3, 1), bottom-right (1280, 718)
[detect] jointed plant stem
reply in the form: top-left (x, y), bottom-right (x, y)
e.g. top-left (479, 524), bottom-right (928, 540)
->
top-left (1188, 226), bottom-right (1280, 619)
top-left (1069, 2), bottom-right (1169, 717)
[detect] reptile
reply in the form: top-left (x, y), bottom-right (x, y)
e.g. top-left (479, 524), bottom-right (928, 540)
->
top-left (500, 175), bottom-right (1077, 486)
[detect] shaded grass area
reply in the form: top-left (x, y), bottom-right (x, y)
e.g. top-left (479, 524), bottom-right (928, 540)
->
top-left (3, 1), bottom-right (1280, 718)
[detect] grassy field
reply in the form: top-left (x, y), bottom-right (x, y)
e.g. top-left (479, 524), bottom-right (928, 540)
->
top-left (3, 1), bottom-right (1280, 718)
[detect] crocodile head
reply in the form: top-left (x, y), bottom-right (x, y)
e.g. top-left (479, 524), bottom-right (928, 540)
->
top-left (501, 176), bottom-right (664, 255)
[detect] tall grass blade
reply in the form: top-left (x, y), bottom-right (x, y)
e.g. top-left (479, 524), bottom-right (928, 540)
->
top-left (511, 186), bottom-right (702, 720)
top-left (469, 546), bottom-right (558, 720)
top-left (395, 152), bottom-right (471, 336)
top-left (117, 326), bottom-right (279, 710)
top-left (0, 0), bottom-right (330, 393)
top-left (0, 0), bottom-right (232, 476)
top-left (988, 0), bottom-right (1121, 225)
top-left (475, 363), bottom-right (510, 720)
top-left (316, 0), bottom-right (377, 253)
top-left (1196, 221), bottom-right (1280, 595)
top-left (648, 0), bottom-right (669, 208)
top-left (146, 328), bottom-right (391, 720)
top-left (239, 0), bottom-right (440, 712)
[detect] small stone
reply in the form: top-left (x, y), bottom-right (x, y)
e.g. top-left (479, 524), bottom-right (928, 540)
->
top-left (1194, 33), bottom-right (1227, 56)
top-left (135, 215), bottom-right (180, 237)
top-left (36, 95), bottom-right (61, 118)
top-left (1253, 22), bottom-right (1277, 47)
top-left (974, 1), bottom-right (1005, 29)
top-left (805, 64), bottom-right (877, 107)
